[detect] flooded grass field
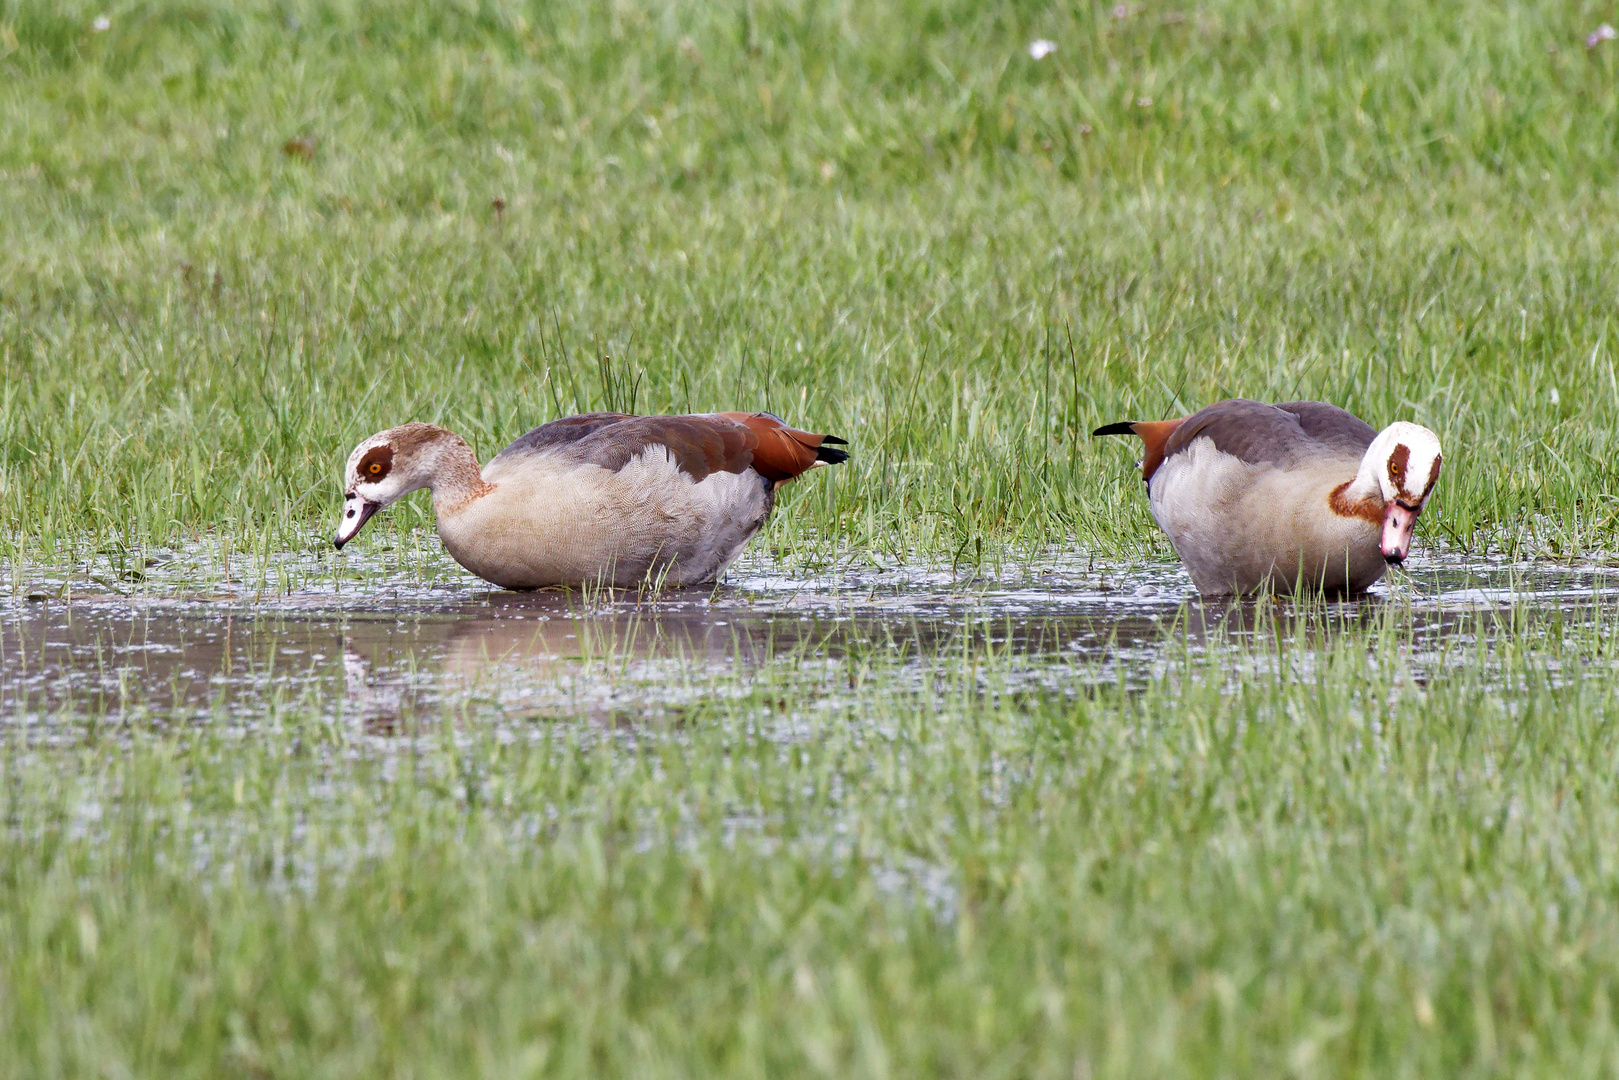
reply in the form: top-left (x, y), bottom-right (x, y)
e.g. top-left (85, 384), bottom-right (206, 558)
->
top-left (9, 540), bottom-right (1619, 1076)
top-left (11, 0), bottom-right (1619, 1072)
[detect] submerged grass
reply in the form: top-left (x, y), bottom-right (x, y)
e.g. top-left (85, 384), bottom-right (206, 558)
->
top-left (6, 605), bottom-right (1619, 1077)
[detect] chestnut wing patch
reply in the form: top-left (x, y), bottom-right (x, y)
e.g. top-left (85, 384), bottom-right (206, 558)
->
top-left (717, 411), bottom-right (846, 482)
top-left (1091, 418), bottom-right (1187, 483)
top-left (491, 412), bottom-right (848, 483)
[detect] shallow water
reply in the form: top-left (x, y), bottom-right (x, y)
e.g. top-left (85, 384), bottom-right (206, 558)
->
top-left (2, 543), bottom-right (1616, 728)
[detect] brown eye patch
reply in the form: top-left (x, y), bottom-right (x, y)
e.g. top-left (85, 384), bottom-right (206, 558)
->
top-left (1386, 443), bottom-right (1410, 492)
top-left (357, 444), bottom-right (393, 482)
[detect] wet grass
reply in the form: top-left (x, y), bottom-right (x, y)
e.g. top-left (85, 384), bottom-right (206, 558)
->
top-left (7, 0), bottom-right (1619, 1075)
top-left (7, 608), bottom-right (1619, 1077)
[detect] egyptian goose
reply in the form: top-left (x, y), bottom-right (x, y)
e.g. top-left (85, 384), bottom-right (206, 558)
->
top-left (333, 411), bottom-right (848, 589)
top-left (1094, 399), bottom-right (1442, 596)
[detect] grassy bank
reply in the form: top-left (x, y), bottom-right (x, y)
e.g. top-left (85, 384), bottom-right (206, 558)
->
top-left (2, 0), bottom-right (1618, 561)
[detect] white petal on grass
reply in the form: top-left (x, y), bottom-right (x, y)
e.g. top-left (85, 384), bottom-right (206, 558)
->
top-left (1587, 24), bottom-right (1617, 48)
top-left (91, 15), bottom-right (111, 32)
top-left (1028, 39), bottom-right (1057, 60)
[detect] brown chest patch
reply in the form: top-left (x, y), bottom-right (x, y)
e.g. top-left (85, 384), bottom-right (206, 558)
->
top-left (438, 480), bottom-right (495, 515)
top-left (1328, 481), bottom-right (1383, 524)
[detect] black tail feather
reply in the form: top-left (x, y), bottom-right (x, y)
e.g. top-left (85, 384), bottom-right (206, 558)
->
top-left (816, 443), bottom-right (849, 465)
top-left (1091, 421), bottom-right (1140, 437)
top-left (820, 434), bottom-right (848, 446)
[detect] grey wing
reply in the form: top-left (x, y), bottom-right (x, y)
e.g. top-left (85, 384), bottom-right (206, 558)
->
top-left (1162, 398), bottom-right (1373, 468)
top-left (490, 413), bottom-right (634, 465)
top-left (1161, 399), bottom-right (1313, 468)
top-left (1274, 401), bottom-right (1377, 456)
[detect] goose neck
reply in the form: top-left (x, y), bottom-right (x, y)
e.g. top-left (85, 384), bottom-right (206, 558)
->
top-left (423, 434), bottom-right (492, 515)
top-left (1343, 443), bottom-right (1386, 505)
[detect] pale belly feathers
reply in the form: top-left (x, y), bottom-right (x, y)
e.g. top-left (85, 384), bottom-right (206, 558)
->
top-left (1148, 436), bottom-right (1385, 596)
top-left (433, 447), bottom-right (774, 589)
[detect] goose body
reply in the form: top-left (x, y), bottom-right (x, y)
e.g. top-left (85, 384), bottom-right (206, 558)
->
top-left (1096, 400), bottom-right (1442, 596)
top-left (334, 412), bottom-right (847, 590)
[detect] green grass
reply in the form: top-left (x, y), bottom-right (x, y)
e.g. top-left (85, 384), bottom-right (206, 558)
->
top-left (8, 0), bottom-right (1619, 1075)
top-left (3, 0), bottom-right (1619, 561)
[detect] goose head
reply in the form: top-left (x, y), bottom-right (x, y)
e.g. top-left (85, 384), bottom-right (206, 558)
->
top-left (333, 423), bottom-right (463, 549)
top-left (1360, 421), bottom-right (1443, 565)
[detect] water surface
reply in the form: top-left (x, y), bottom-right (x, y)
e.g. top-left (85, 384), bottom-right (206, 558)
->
top-left (3, 544), bottom-right (1615, 728)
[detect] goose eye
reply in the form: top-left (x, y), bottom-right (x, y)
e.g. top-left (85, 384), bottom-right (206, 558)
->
top-left (355, 444), bottom-right (393, 482)
top-left (1385, 444), bottom-right (1411, 489)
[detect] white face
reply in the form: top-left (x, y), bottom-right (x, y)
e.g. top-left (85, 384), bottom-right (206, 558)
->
top-left (334, 433), bottom-right (418, 548)
top-left (1376, 422), bottom-right (1443, 506)
top-left (1371, 422), bottom-right (1443, 565)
